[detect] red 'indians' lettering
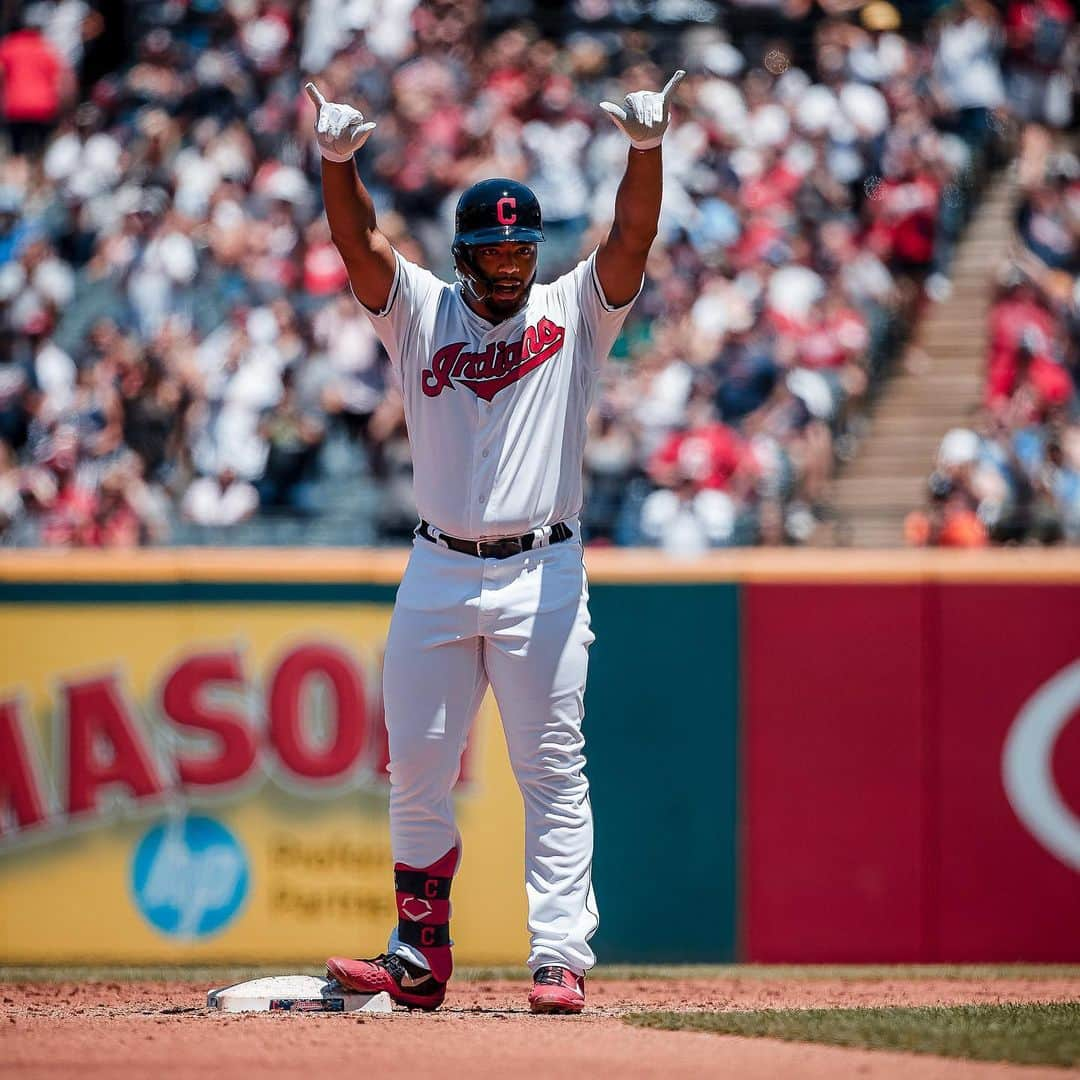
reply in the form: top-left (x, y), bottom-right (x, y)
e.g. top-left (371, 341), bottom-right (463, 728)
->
top-left (421, 317), bottom-right (566, 401)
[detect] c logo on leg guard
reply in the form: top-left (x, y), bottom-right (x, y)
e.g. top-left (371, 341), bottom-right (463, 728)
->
top-left (421, 927), bottom-right (436, 947)
top-left (400, 896), bottom-right (434, 922)
top-left (424, 880), bottom-right (439, 898)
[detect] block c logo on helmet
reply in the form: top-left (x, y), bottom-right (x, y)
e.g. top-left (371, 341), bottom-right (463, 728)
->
top-left (496, 197), bottom-right (517, 225)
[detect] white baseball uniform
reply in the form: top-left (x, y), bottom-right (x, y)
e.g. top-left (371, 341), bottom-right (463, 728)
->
top-left (363, 248), bottom-right (639, 975)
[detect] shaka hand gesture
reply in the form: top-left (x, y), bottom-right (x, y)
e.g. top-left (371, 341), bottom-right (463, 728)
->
top-left (599, 70), bottom-right (685, 151)
top-left (305, 81), bottom-right (377, 163)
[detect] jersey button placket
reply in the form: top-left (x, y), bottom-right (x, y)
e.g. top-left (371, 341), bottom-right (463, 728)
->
top-left (475, 377), bottom-right (499, 525)
top-left (474, 322), bottom-right (506, 619)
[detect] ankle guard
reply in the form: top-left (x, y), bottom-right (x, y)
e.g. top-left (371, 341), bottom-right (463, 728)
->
top-left (394, 846), bottom-right (458, 982)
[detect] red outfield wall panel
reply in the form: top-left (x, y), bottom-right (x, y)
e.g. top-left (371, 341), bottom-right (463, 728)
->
top-left (935, 585), bottom-right (1080, 961)
top-left (743, 584), bottom-right (927, 961)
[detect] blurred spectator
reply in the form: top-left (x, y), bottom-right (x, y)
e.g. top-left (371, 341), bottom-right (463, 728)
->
top-left (582, 404), bottom-right (636, 544)
top-left (37, 425), bottom-right (94, 547)
top-left (311, 293), bottom-right (392, 474)
top-left (931, 0), bottom-right (1006, 146)
top-left (182, 466), bottom-right (259, 528)
top-left (256, 368), bottom-right (325, 514)
top-left (0, 11), bottom-right (73, 156)
top-left (905, 468), bottom-right (990, 547)
top-left (85, 465), bottom-right (142, 547)
top-left (1015, 164), bottom-right (1079, 271)
top-left (120, 352), bottom-right (184, 481)
top-left (0, 438), bottom-right (24, 540)
top-left (865, 147), bottom-right (941, 276)
top-left (640, 473), bottom-right (738, 556)
top-left (1004, 0), bottom-right (1077, 128)
top-left (648, 399), bottom-right (757, 497)
top-left (1038, 432), bottom-right (1080, 542)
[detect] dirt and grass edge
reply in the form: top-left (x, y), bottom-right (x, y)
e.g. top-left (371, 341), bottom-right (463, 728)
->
top-left (624, 1002), bottom-right (1080, 1068)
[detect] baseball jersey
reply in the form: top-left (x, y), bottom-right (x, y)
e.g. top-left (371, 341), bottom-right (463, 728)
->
top-left (363, 249), bottom-right (639, 539)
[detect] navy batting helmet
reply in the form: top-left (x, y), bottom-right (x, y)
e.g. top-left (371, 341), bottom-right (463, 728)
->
top-left (452, 178), bottom-right (545, 249)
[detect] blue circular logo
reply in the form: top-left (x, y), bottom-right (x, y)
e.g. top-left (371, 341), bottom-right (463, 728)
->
top-left (131, 816), bottom-right (249, 939)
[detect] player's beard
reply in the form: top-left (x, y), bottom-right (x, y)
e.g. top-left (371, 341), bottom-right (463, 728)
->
top-left (486, 287), bottom-right (528, 316)
top-left (485, 275), bottom-right (533, 315)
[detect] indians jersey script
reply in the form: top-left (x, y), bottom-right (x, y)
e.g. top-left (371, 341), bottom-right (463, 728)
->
top-left (364, 249), bottom-right (638, 538)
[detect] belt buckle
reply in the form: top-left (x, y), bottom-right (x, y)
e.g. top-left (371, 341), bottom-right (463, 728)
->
top-left (485, 537), bottom-right (520, 559)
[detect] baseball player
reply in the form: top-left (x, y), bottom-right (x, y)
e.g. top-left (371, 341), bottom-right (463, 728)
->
top-left (307, 69), bottom-right (683, 1014)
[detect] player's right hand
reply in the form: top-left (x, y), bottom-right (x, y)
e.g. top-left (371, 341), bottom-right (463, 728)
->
top-left (305, 82), bottom-right (376, 163)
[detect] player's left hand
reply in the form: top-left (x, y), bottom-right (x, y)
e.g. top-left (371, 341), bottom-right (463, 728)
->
top-left (599, 70), bottom-right (685, 151)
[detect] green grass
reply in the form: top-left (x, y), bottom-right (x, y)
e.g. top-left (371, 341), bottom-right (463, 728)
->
top-left (626, 1003), bottom-right (1080, 1068)
top-left (2, 963), bottom-right (1079, 984)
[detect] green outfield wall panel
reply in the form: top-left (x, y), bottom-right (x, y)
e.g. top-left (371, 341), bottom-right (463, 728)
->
top-left (584, 582), bottom-right (740, 963)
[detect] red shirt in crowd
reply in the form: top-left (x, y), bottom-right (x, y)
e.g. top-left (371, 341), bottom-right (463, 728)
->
top-left (40, 483), bottom-right (96, 547)
top-left (729, 217), bottom-right (786, 270)
top-left (649, 423), bottom-right (753, 492)
top-left (984, 291), bottom-right (1067, 412)
top-left (1006, 0), bottom-right (1074, 66)
top-left (0, 29), bottom-right (66, 122)
top-left (867, 174), bottom-right (940, 265)
top-left (742, 162), bottom-right (802, 213)
top-left (795, 308), bottom-right (869, 370)
top-left (304, 241), bottom-right (349, 294)
top-left (87, 497), bottom-right (142, 547)
top-left (987, 293), bottom-right (1058, 368)
top-left (987, 352), bottom-right (1072, 412)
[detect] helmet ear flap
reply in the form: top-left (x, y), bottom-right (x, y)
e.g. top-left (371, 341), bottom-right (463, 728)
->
top-left (452, 243), bottom-right (488, 301)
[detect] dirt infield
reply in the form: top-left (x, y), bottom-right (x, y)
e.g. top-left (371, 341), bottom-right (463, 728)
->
top-left (3, 974), bottom-right (1078, 1078)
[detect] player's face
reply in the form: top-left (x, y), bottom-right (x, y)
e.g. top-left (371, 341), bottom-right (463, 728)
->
top-left (471, 242), bottom-right (538, 312)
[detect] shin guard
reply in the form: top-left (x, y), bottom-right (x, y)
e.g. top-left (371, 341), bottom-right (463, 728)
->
top-left (394, 846), bottom-right (458, 983)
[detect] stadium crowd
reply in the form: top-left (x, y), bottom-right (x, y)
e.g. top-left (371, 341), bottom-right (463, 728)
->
top-left (0, 0), bottom-right (1074, 550)
top-left (906, 0), bottom-right (1078, 547)
top-left (907, 137), bottom-right (1080, 546)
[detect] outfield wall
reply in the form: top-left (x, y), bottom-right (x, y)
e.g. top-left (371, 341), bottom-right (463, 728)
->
top-left (0, 549), bottom-right (1077, 964)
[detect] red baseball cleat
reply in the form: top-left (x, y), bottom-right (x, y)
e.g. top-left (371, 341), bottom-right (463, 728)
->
top-left (327, 953), bottom-right (447, 1011)
top-left (528, 965), bottom-right (586, 1014)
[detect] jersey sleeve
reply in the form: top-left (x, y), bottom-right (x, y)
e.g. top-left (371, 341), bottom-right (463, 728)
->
top-left (556, 248), bottom-right (642, 373)
top-left (356, 251), bottom-right (446, 371)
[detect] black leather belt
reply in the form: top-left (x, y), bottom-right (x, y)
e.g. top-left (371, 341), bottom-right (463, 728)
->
top-left (418, 520), bottom-right (572, 559)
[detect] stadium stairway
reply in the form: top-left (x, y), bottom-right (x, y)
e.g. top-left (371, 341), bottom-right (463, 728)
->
top-left (815, 170), bottom-right (1016, 547)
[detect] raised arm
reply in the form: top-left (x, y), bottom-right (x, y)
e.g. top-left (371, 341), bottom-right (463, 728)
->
top-left (594, 71), bottom-right (684, 308)
top-left (305, 82), bottom-right (397, 312)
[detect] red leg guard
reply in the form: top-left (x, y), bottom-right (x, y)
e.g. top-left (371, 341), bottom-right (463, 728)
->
top-left (394, 846), bottom-right (459, 983)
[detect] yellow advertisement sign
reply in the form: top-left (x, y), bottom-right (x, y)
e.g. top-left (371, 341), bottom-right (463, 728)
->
top-left (0, 601), bottom-right (527, 965)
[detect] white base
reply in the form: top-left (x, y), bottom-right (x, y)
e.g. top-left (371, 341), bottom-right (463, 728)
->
top-left (207, 975), bottom-right (392, 1015)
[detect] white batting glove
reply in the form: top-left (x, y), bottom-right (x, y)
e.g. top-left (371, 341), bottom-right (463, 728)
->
top-left (599, 70), bottom-right (685, 151)
top-left (304, 81), bottom-right (376, 163)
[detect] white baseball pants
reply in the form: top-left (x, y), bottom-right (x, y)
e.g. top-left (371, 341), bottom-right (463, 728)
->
top-left (382, 529), bottom-right (598, 976)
